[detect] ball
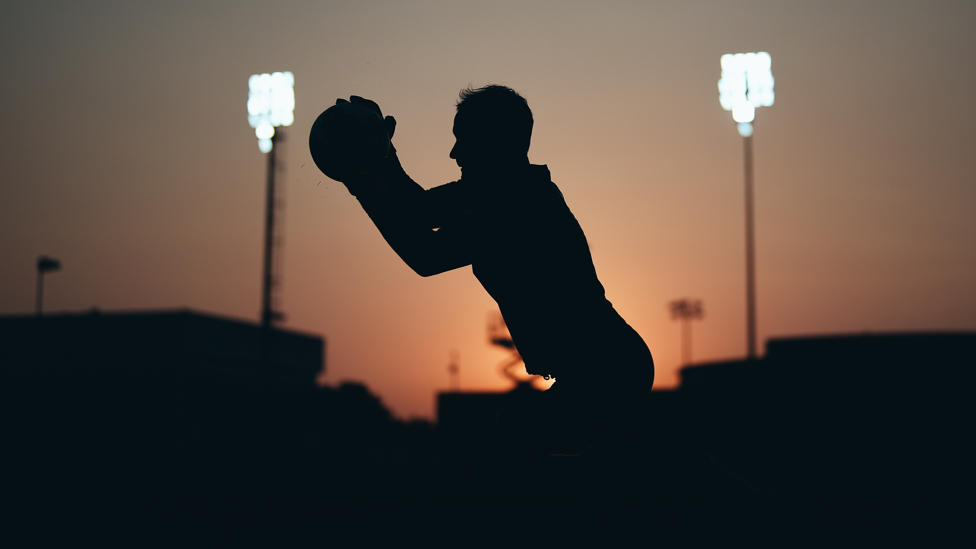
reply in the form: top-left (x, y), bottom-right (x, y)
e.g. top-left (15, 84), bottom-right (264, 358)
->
top-left (309, 102), bottom-right (391, 182)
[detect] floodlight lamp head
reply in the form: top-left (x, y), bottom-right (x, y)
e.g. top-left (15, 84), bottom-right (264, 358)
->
top-left (248, 71), bottom-right (294, 152)
top-left (255, 123), bottom-right (275, 140)
top-left (732, 101), bottom-right (755, 123)
top-left (719, 52), bottom-right (773, 130)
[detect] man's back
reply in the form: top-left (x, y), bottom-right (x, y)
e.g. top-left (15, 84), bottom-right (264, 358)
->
top-left (448, 165), bottom-right (630, 379)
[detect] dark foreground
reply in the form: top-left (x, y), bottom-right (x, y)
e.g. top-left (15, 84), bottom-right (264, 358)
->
top-left (1, 369), bottom-right (970, 546)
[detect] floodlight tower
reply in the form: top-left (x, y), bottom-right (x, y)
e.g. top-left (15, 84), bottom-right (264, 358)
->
top-left (247, 71), bottom-right (294, 329)
top-left (718, 52), bottom-right (774, 360)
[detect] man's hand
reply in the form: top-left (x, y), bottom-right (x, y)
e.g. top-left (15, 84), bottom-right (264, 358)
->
top-left (325, 96), bottom-right (406, 199)
top-left (325, 96), bottom-right (399, 198)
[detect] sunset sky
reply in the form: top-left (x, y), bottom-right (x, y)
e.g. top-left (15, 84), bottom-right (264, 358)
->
top-left (2, 1), bottom-right (974, 420)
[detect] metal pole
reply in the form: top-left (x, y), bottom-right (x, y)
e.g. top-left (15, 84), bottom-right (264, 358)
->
top-left (682, 317), bottom-right (692, 366)
top-left (36, 270), bottom-right (44, 316)
top-left (261, 133), bottom-right (277, 329)
top-left (448, 351), bottom-right (459, 392)
top-left (744, 133), bottom-right (757, 359)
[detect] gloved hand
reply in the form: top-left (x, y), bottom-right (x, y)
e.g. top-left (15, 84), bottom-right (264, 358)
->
top-left (331, 96), bottom-right (400, 198)
top-left (335, 96), bottom-right (397, 143)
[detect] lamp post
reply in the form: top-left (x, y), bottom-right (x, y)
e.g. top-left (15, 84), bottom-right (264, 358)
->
top-left (35, 256), bottom-right (60, 316)
top-left (719, 52), bottom-right (774, 360)
top-left (669, 299), bottom-right (704, 366)
top-left (247, 71), bottom-right (294, 329)
top-left (448, 350), bottom-right (460, 392)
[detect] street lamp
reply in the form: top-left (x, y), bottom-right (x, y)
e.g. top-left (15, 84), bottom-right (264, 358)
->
top-left (36, 256), bottom-right (60, 316)
top-left (718, 52), bottom-right (774, 360)
top-left (448, 350), bottom-right (460, 393)
top-left (669, 298), bottom-right (704, 367)
top-left (247, 71), bottom-right (294, 329)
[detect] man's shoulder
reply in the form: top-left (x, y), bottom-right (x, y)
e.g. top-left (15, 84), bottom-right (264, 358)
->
top-left (528, 164), bottom-right (552, 180)
top-left (525, 164), bottom-right (565, 201)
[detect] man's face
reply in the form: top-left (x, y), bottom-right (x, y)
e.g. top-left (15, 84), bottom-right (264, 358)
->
top-left (449, 111), bottom-right (475, 168)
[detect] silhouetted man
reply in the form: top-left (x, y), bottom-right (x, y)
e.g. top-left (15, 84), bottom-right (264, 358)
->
top-left (334, 86), bottom-right (653, 450)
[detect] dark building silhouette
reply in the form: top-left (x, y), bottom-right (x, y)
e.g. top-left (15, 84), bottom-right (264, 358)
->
top-left (676, 332), bottom-right (975, 499)
top-left (0, 309), bottom-right (323, 383)
top-left (0, 309), bottom-right (438, 501)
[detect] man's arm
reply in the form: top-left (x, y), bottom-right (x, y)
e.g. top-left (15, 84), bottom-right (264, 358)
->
top-left (355, 154), bottom-right (473, 277)
top-left (333, 96), bottom-right (473, 277)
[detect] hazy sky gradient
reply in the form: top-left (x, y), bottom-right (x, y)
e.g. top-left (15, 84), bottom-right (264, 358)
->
top-left (2, 1), bottom-right (974, 419)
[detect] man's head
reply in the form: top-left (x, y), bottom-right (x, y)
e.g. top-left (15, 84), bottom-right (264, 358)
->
top-left (450, 85), bottom-right (533, 170)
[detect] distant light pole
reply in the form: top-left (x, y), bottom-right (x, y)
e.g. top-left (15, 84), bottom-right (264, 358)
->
top-left (248, 71), bottom-right (294, 329)
top-left (719, 52), bottom-right (774, 360)
top-left (669, 299), bottom-right (704, 366)
top-left (448, 350), bottom-right (460, 392)
top-left (36, 256), bottom-right (61, 316)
